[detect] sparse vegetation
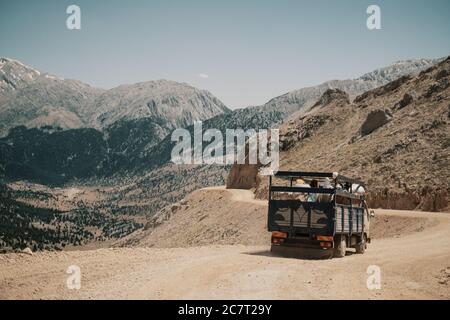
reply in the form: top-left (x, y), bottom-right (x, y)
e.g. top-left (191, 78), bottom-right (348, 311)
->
top-left (0, 184), bottom-right (142, 252)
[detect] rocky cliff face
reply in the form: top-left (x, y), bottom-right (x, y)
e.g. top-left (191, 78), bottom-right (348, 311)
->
top-left (226, 164), bottom-right (259, 189)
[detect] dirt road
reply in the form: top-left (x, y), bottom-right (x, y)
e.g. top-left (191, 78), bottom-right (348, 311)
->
top-left (1, 189), bottom-right (449, 300)
top-left (204, 186), bottom-right (266, 206)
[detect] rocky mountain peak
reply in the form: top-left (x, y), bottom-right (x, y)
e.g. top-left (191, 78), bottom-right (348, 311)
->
top-left (358, 58), bottom-right (441, 84)
top-left (89, 79), bottom-right (230, 129)
top-left (0, 57), bottom-right (41, 94)
top-left (0, 59), bottom-right (229, 136)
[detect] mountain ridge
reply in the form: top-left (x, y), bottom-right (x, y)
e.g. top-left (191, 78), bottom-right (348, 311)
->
top-left (0, 58), bottom-right (229, 137)
top-left (0, 57), bottom-right (443, 137)
top-left (257, 58), bottom-right (442, 118)
top-left (0, 56), bottom-right (446, 188)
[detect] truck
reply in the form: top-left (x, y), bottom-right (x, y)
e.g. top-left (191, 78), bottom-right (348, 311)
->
top-left (267, 171), bottom-right (373, 258)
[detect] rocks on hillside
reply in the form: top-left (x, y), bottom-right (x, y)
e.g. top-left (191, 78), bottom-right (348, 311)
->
top-left (360, 109), bottom-right (392, 136)
top-left (423, 81), bottom-right (449, 99)
top-left (367, 187), bottom-right (449, 212)
top-left (395, 93), bottom-right (414, 109)
top-left (280, 115), bottom-right (329, 151)
top-left (311, 89), bottom-right (350, 109)
top-left (354, 75), bottom-right (413, 104)
top-left (435, 69), bottom-right (449, 80)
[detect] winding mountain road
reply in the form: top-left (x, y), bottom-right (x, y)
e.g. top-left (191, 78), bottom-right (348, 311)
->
top-left (1, 188), bottom-right (449, 300)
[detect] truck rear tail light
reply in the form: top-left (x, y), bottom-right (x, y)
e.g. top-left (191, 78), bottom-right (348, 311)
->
top-left (316, 235), bottom-right (333, 241)
top-left (272, 231), bottom-right (288, 239)
top-left (271, 238), bottom-right (285, 245)
top-left (320, 242), bottom-right (332, 248)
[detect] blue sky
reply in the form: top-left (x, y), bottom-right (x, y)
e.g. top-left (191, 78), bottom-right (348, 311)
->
top-left (1, 0), bottom-right (449, 108)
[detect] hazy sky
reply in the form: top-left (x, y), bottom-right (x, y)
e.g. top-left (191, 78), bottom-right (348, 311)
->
top-left (1, 0), bottom-right (449, 108)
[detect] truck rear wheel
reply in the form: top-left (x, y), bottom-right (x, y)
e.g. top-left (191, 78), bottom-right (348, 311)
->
top-left (355, 235), bottom-right (366, 254)
top-left (334, 236), bottom-right (346, 258)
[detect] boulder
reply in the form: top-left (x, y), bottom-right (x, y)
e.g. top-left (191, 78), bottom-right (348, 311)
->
top-left (396, 93), bottom-right (413, 109)
top-left (311, 89), bottom-right (350, 109)
top-left (21, 247), bottom-right (33, 255)
top-left (360, 109), bottom-right (391, 136)
top-left (435, 69), bottom-right (449, 80)
top-left (226, 163), bottom-right (259, 189)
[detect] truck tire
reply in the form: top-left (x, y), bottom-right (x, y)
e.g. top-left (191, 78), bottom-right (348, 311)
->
top-left (334, 236), bottom-right (346, 258)
top-left (355, 235), bottom-right (366, 254)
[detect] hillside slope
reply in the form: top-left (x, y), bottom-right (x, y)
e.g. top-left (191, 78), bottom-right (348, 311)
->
top-left (117, 187), bottom-right (269, 248)
top-left (253, 57), bottom-right (450, 211)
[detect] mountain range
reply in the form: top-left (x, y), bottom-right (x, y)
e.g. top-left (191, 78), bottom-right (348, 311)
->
top-left (0, 58), bottom-right (229, 137)
top-left (0, 57), bottom-right (441, 137)
top-left (0, 56), bottom-right (442, 185)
